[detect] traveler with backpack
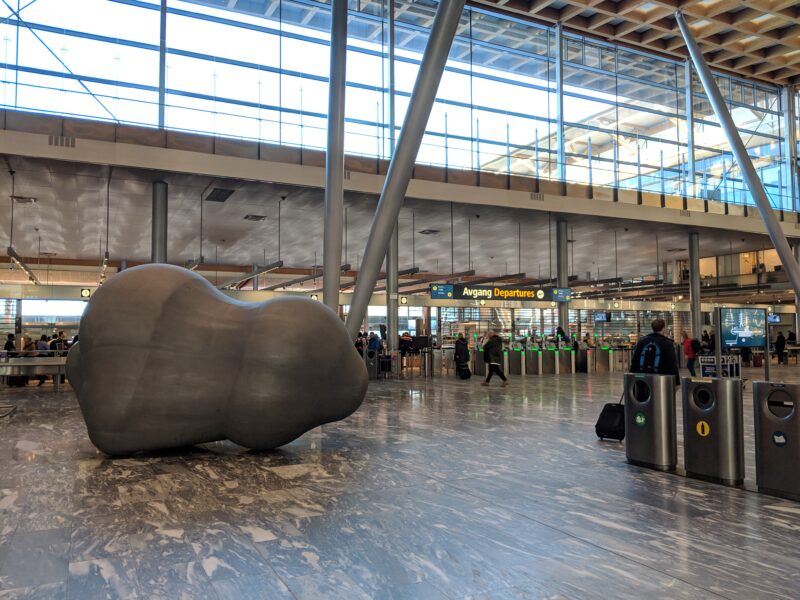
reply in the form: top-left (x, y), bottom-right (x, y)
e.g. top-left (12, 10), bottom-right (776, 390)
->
top-left (481, 332), bottom-right (507, 387)
top-left (682, 331), bottom-right (700, 377)
top-left (630, 319), bottom-right (679, 384)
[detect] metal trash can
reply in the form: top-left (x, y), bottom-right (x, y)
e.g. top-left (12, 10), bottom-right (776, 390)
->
top-left (682, 377), bottom-right (744, 486)
top-left (624, 373), bottom-right (677, 471)
top-left (753, 381), bottom-right (800, 501)
top-left (365, 349), bottom-right (379, 380)
top-left (473, 347), bottom-right (486, 377)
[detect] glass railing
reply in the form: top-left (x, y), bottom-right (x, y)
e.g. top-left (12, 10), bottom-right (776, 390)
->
top-left (4, 77), bottom-right (796, 213)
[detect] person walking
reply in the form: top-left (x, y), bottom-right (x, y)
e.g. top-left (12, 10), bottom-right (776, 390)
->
top-left (481, 332), bottom-right (507, 387)
top-left (775, 331), bottom-right (787, 365)
top-left (682, 331), bottom-right (699, 377)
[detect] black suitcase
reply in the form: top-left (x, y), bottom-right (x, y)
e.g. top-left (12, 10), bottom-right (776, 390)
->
top-left (595, 395), bottom-right (624, 441)
top-left (456, 362), bottom-right (472, 380)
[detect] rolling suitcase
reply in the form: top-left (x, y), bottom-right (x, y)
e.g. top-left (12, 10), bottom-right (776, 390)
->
top-left (595, 394), bottom-right (624, 441)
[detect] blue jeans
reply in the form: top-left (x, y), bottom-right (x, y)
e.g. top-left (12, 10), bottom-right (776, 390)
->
top-left (687, 357), bottom-right (697, 377)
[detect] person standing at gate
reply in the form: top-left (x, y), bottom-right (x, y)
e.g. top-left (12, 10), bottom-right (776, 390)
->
top-left (775, 331), bottom-right (787, 365)
top-left (681, 331), bottom-right (699, 378)
top-left (630, 319), bottom-right (679, 385)
top-left (481, 331), bottom-right (507, 387)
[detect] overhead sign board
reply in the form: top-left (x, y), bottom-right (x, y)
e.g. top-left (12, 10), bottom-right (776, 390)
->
top-left (430, 284), bottom-right (571, 302)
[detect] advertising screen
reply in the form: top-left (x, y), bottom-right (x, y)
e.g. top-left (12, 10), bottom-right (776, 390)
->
top-left (594, 312), bottom-right (608, 322)
top-left (719, 308), bottom-right (767, 348)
top-left (767, 313), bottom-right (781, 324)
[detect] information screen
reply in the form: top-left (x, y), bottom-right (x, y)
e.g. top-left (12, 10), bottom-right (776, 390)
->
top-left (719, 308), bottom-right (767, 348)
top-left (594, 312), bottom-right (608, 322)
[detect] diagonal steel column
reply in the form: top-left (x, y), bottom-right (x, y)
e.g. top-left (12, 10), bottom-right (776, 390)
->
top-left (346, 0), bottom-right (466, 339)
top-left (385, 0), bottom-right (399, 352)
top-left (675, 11), bottom-right (800, 300)
top-left (323, 0), bottom-right (348, 312)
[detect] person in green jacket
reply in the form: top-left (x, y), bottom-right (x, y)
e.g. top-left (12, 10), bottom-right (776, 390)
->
top-left (481, 333), bottom-right (507, 387)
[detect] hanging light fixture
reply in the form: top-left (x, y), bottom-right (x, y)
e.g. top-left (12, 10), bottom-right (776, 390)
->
top-left (99, 167), bottom-right (112, 285)
top-left (6, 163), bottom-right (39, 285)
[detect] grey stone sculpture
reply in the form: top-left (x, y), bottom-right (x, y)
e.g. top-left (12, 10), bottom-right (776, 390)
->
top-left (66, 264), bottom-right (367, 456)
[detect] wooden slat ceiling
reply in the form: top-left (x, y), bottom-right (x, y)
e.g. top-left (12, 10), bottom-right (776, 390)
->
top-left (471, 0), bottom-right (800, 85)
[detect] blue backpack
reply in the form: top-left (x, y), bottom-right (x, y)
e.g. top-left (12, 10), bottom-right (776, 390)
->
top-left (638, 341), bottom-right (662, 374)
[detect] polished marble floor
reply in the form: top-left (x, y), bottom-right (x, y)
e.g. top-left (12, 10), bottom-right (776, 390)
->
top-left (0, 367), bottom-right (799, 599)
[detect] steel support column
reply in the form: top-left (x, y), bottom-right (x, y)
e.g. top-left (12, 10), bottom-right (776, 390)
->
top-left (322, 0), bottom-right (348, 312)
top-left (688, 231), bottom-right (702, 338)
top-left (151, 181), bottom-right (168, 264)
top-left (158, 0), bottom-right (167, 129)
top-left (782, 85), bottom-right (798, 211)
top-left (385, 0), bottom-right (399, 352)
top-left (556, 218), bottom-right (569, 336)
top-left (676, 12), bottom-right (800, 300)
top-left (346, 0), bottom-right (466, 339)
top-left (555, 23), bottom-right (565, 183)
top-left (684, 60), bottom-right (696, 198)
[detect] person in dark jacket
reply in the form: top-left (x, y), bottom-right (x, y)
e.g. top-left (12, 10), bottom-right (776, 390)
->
top-left (630, 318), bottom-right (679, 384)
top-left (775, 331), bottom-right (787, 365)
top-left (454, 334), bottom-right (470, 363)
top-left (3, 333), bottom-right (16, 357)
top-left (481, 332), bottom-right (507, 387)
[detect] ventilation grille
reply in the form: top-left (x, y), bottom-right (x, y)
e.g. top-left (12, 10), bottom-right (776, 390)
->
top-left (243, 214), bottom-right (267, 222)
top-left (205, 188), bottom-right (235, 203)
top-left (48, 135), bottom-right (75, 148)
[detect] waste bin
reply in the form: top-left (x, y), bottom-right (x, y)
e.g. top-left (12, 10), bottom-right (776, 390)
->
top-left (525, 349), bottom-right (541, 375)
top-left (753, 381), bottom-right (800, 501)
top-left (681, 377), bottom-right (744, 486)
top-left (365, 349), bottom-right (379, 380)
top-left (508, 349), bottom-right (523, 375)
top-left (624, 373), bottom-right (677, 471)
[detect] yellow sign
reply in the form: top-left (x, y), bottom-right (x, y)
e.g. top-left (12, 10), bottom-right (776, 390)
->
top-left (696, 420), bottom-right (711, 437)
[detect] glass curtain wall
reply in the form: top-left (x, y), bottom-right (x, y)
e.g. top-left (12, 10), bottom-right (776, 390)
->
top-left (0, 0), bottom-right (794, 210)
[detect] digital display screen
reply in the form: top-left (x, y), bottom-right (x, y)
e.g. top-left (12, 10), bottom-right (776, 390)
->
top-left (719, 308), bottom-right (767, 348)
top-left (594, 312), bottom-right (608, 322)
top-left (767, 313), bottom-right (781, 324)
